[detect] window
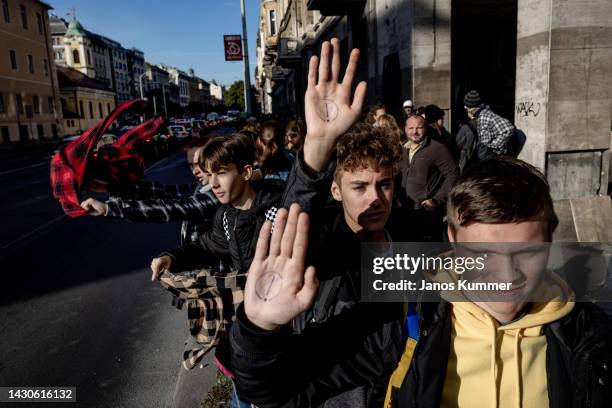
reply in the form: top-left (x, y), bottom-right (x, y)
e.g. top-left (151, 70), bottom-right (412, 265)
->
top-left (79, 100), bottom-right (84, 117)
top-left (20, 4), bottom-right (26, 29)
top-left (88, 101), bottom-right (93, 118)
top-left (0, 93), bottom-right (4, 113)
top-left (36, 12), bottom-right (42, 35)
top-left (9, 49), bottom-right (17, 69)
top-left (51, 124), bottom-right (57, 137)
top-left (86, 50), bottom-right (91, 65)
top-left (269, 10), bottom-right (277, 36)
top-left (37, 124), bottom-right (43, 138)
top-left (47, 96), bottom-right (54, 113)
top-left (98, 102), bottom-right (103, 118)
top-left (72, 49), bottom-right (80, 64)
top-left (27, 54), bottom-right (34, 73)
top-left (32, 95), bottom-right (39, 113)
top-left (16, 94), bottom-right (24, 114)
top-left (43, 59), bottom-right (48, 76)
top-left (107, 103), bottom-right (111, 114)
top-left (2, 0), bottom-right (9, 23)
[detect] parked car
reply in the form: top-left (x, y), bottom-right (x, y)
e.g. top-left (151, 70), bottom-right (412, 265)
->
top-left (168, 125), bottom-right (190, 140)
top-left (206, 112), bottom-right (219, 121)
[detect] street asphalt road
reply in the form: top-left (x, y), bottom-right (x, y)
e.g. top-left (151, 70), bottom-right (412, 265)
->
top-left (0, 140), bottom-right (224, 407)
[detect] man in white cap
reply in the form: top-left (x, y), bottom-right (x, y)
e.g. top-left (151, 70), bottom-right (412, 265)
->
top-left (403, 99), bottom-right (414, 116)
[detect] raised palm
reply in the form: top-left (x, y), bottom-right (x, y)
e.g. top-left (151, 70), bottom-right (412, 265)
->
top-left (304, 38), bottom-right (367, 146)
top-left (244, 204), bottom-right (318, 331)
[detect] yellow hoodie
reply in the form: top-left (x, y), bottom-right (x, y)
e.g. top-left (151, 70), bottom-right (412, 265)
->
top-left (441, 273), bottom-right (575, 408)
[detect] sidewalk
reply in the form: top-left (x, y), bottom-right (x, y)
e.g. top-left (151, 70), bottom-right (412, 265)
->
top-left (170, 337), bottom-right (231, 408)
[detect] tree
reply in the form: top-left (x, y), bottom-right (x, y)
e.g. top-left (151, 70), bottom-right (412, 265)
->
top-left (224, 80), bottom-right (258, 112)
top-left (225, 80), bottom-right (245, 110)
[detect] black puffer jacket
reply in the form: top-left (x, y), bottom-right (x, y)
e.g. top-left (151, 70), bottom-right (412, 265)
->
top-left (394, 301), bottom-right (612, 408)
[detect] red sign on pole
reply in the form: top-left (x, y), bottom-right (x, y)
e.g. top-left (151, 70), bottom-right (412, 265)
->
top-left (224, 35), bottom-right (243, 61)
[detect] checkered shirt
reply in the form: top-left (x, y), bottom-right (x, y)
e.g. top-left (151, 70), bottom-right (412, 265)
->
top-left (476, 106), bottom-right (515, 155)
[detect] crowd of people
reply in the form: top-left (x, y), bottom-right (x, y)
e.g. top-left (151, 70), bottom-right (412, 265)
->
top-left (79, 38), bottom-right (611, 407)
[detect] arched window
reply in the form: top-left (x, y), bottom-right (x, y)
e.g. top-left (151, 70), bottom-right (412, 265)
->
top-left (72, 49), bottom-right (80, 64)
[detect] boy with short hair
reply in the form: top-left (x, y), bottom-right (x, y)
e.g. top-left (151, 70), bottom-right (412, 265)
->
top-left (228, 38), bottom-right (408, 407)
top-left (235, 155), bottom-right (612, 408)
top-left (150, 132), bottom-right (283, 278)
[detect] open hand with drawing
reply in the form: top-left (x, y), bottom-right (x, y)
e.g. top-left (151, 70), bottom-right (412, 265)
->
top-left (243, 203), bottom-right (319, 331)
top-left (303, 38), bottom-right (367, 172)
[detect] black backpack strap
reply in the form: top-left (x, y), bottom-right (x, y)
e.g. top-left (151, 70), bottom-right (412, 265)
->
top-left (313, 275), bottom-right (343, 322)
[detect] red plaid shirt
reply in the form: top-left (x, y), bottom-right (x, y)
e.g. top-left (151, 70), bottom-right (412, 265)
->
top-left (50, 99), bottom-right (166, 217)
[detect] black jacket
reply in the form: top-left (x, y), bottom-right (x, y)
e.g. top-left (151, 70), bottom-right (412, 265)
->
top-left (229, 213), bottom-right (405, 408)
top-left (394, 301), bottom-right (612, 408)
top-left (162, 150), bottom-right (335, 275)
top-left (400, 137), bottom-right (458, 207)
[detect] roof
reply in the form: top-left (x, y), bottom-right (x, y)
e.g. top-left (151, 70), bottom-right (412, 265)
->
top-left (65, 18), bottom-right (86, 37)
top-left (57, 66), bottom-right (113, 92)
top-left (49, 16), bottom-right (67, 35)
top-left (33, 0), bottom-right (53, 10)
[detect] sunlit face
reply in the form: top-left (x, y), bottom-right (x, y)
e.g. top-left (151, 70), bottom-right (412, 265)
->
top-left (331, 164), bottom-right (394, 233)
top-left (205, 163), bottom-right (251, 205)
top-left (448, 220), bottom-right (550, 323)
top-left (285, 132), bottom-right (303, 152)
top-left (187, 147), bottom-right (208, 185)
top-left (405, 116), bottom-right (427, 144)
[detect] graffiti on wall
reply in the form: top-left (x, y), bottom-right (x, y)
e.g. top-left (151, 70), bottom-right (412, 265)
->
top-left (515, 100), bottom-right (541, 118)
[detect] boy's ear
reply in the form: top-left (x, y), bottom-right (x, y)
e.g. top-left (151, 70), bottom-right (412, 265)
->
top-left (447, 223), bottom-right (456, 243)
top-left (331, 180), bottom-right (343, 202)
top-left (241, 164), bottom-right (253, 181)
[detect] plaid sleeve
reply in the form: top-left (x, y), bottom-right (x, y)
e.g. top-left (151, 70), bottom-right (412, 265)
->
top-left (105, 190), bottom-right (219, 223)
top-left (478, 110), bottom-right (514, 154)
top-left (110, 181), bottom-right (198, 200)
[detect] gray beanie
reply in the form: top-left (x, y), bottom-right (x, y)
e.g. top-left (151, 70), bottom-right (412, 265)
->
top-left (463, 90), bottom-right (482, 108)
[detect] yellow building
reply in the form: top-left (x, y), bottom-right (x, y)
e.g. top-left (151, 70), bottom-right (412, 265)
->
top-left (57, 66), bottom-right (115, 135)
top-left (0, 0), bottom-right (62, 143)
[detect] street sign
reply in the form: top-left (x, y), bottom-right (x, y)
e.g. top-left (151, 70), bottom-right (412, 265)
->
top-left (224, 35), bottom-right (243, 61)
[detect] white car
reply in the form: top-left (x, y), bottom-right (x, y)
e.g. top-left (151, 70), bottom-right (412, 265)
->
top-left (206, 112), bottom-right (219, 121)
top-left (169, 125), bottom-right (190, 140)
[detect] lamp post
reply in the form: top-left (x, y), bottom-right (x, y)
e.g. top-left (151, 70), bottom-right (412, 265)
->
top-left (138, 72), bottom-right (147, 100)
top-left (240, 0), bottom-right (252, 115)
top-left (148, 81), bottom-right (169, 118)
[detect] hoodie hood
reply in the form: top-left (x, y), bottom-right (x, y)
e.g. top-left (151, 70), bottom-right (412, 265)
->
top-left (442, 271), bottom-right (575, 408)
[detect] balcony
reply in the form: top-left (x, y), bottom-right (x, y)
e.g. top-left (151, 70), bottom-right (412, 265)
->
top-left (276, 37), bottom-right (301, 68)
top-left (307, 0), bottom-right (366, 16)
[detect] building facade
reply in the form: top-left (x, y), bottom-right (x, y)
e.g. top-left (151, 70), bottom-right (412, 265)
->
top-left (186, 68), bottom-right (210, 112)
top-left (209, 80), bottom-right (223, 106)
top-left (0, 0), bottom-right (62, 142)
top-left (127, 48), bottom-right (145, 99)
top-left (159, 64), bottom-right (190, 108)
top-left (50, 16), bottom-right (140, 104)
top-left (57, 66), bottom-right (115, 135)
top-left (257, 0), bottom-right (612, 240)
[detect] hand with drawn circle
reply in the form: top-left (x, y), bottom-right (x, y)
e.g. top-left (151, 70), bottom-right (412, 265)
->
top-left (244, 203), bottom-right (319, 331)
top-left (303, 38), bottom-right (367, 172)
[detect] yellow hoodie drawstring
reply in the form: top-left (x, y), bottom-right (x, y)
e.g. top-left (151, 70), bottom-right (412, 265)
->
top-left (514, 329), bottom-right (523, 408)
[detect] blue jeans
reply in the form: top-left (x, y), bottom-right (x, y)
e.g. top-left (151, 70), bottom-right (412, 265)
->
top-left (230, 382), bottom-right (252, 408)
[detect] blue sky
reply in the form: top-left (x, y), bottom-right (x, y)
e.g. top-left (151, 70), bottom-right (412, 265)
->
top-left (49, 0), bottom-right (260, 87)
